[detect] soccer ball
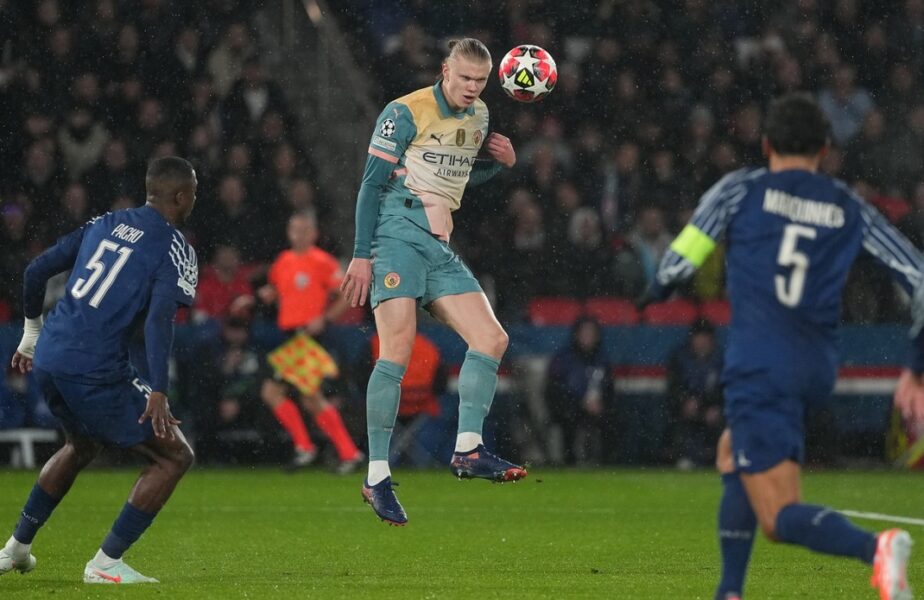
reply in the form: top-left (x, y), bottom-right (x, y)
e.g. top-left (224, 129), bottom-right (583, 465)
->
top-left (498, 45), bottom-right (558, 103)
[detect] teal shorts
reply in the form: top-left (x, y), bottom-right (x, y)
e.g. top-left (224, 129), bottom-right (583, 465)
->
top-left (371, 215), bottom-right (482, 309)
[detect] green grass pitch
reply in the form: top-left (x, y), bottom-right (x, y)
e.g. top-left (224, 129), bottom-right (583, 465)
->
top-left (1, 468), bottom-right (921, 598)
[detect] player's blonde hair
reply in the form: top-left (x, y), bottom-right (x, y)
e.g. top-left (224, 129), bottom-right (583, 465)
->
top-left (445, 38), bottom-right (491, 65)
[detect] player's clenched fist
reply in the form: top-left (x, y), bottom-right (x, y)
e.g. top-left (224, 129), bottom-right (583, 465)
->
top-left (485, 132), bottom-right (516, 168)
top-left (341, 257), bottom-right (372, 307)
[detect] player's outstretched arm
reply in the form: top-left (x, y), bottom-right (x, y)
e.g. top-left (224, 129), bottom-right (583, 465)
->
top-left (643, 170), bottom-right (751, 308)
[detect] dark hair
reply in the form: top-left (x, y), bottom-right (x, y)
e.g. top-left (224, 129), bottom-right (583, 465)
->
top-left (445, 38), bottom-right (491, 64)
top-left (146, 156), bottom-right (194, 184)
top-left (764, 92), bottom-right (830, 156)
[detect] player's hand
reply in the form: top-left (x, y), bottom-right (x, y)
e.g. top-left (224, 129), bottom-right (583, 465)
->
top-left (485, 132), bottom-right (516, 168)
top-left (303, 315), bottom-right (327, 337)
top-left (256, 285), bottom-right (277, 305)
top-left (895, 368), bottom-right (924, 423)
top-left (341, 258), bottom-right (372, 307)
top-left (11, 351), bottom-right (33, 374)
top-left (139, 391), bottom-right (181, 440)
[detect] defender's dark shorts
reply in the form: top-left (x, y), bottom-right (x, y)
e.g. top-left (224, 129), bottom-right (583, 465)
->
top-left (33, 366), bottom-right (155, 448)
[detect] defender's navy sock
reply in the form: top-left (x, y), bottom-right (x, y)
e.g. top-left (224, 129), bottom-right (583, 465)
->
top-left (13, 484), bottom-right (60, 544)
top-left (775, 503), bottom-right (877, 564)
top-left (100, 503), bottom-right (157, 559)
top-left (715, 473), bottom-right (756, 599)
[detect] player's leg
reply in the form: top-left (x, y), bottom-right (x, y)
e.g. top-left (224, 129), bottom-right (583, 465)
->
top-left (741, 461), bottom-right (912, 598)
top-left (361, 297), bottom-right (415, 525)
top-left (84, 425), bottom-right (194, 584)
top-left (428, 292), bottom-right (525, 482)
top-left (261, 378), bottom-right (317, 468)
top-left (741, 459), bottom-right (883, 551)
top-left (2, 368), bottom-right (103, 576)
top-left (714, 428), bottom-right (756, 600)
top-left (1, 431), bottom-right (101, 576)
top-left (301, 392), bottom-right (363, 472)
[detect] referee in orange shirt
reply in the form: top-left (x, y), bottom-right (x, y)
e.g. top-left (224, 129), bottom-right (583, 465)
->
top-left (257, 210), bottom-right (363, 473)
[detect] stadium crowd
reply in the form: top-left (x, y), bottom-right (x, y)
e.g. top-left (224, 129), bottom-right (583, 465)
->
top-left (2, 0), bottom-right (924, 465)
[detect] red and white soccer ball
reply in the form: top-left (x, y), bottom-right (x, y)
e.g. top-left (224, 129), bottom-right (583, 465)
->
top-left (498, 45), bottom-right (557, 103)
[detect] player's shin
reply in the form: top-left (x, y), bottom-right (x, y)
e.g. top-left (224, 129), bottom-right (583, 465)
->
top-left (12, 484), bottom-right (61, 546)
top-left (455, 350), bottom-right (500, 452)
top-left (775, 503), bottom-right (877, 563)
top-left (716, 473), bottom-right (757, 600)
top-left (98, 503), bottom-right (157, 562)
top-left (366, 360), bottom-right (405, 485)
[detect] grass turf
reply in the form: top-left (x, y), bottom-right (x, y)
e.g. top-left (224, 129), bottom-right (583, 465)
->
top-left (0, 467), bottom-right (921, 599)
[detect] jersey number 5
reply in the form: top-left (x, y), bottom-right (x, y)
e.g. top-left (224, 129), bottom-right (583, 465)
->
top-left (775, 224), bottom-right (816, 307)
top-left (71, 240), bottom-right (133, 308)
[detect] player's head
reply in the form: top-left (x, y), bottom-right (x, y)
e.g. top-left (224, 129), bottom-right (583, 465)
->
top-left (287, 209), bottom-right (318, 251)
top-left (762, 93), bottom-right (830, 160)
top-left (441, 38), bottom-right (491, 111)
top-left (146, 156), bottom-right (197, 225)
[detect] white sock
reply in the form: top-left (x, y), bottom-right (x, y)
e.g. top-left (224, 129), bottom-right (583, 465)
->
top-left (367, 460), bottom-right (391, 486)
top-left (455, 432), bottom-right (483, 453)
top-left (92, 548), bottom-right (120, 568)
top-left (4, 536), bottom-right (30, 560)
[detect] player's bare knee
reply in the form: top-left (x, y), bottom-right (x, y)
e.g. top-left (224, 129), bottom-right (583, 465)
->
top-left (261, 379), bottom-right (285, 407)
top-left (759, 520), bottom-right (780, 542)
top-left (302, 394), bottom-right (326, 414)
top-left (378, 334), bottom-right (415, 367)
top-left (473, 327), bottom-right (508, 359)
top-left (67, 437), bottom-right (101, 467)
top-left (170, 441), bottom-right (195, 475)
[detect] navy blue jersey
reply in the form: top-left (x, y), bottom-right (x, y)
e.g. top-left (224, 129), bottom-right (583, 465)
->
top-left (33, 206), bottom-right (198, 383)
top-left (657, 168), bottom-right (924, 396)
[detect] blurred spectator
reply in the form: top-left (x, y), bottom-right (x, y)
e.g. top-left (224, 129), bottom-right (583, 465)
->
top-left (544, 317), bottom-right (615, 465)
top-left (627, 207), bottom-right (673, 289)
top-left (193, 244), bottom-right (253, 322)
top-left (563, 208), bottom-right (613, 298)
top-left (843, 109), bottom-right (892, 192)
top-left (818, 64), bottom-right (875, 145)
top-left (665, 319), bottom-right (724, 469)
top-left (57, 105), bottom-right (109, 181)
top-left (596, 142), bottom-right (644, 236)
top-left (186, 317), bottom-right (265, 463)
top-left (221, 57), bottom-right (289, 142)
top-left (82, 138), bottom-right (143, 213)
top-left (207, 21), bottom-right (255, 97)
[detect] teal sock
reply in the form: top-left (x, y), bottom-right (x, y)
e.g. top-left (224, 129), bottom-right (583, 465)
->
top-left (366, 360), bottom-right (405, 461)
top-left (457, 350), bottom-right (500, 435)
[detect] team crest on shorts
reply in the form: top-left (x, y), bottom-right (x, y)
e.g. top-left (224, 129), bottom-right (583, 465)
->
top-left (384, 272), bottom-right (401, 289)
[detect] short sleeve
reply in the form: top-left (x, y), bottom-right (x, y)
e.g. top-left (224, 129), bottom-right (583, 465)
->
top-left (327, 255), bottom-right (344, 290)
top-left (367, 102), bottom-right (416, 164)
top-left (153, 233), bottom-right (198, 307)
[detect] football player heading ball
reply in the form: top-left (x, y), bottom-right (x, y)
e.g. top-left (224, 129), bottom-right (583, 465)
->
top-left (341, 37), bottom-right (526, 526)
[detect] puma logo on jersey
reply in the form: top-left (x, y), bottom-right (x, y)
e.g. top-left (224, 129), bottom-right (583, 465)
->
top-left (430, 133), bottom-right (445, 145)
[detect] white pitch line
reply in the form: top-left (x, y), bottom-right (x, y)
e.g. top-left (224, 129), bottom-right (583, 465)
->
top-left (840, 510), bottom-right (924, 527)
